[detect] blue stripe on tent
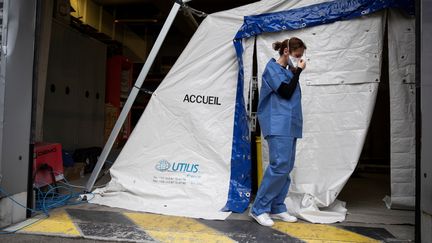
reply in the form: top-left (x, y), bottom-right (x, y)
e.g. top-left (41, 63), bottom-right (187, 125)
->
top-left (223, 0), bottom-right (413, 213)
top-left (235, 0), bottom-right (413, 40)
top-left (222, 40), bottom-right (252, 213)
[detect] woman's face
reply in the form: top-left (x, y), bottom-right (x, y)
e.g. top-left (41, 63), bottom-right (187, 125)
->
top-left (290, 48), bottom-right (305, 58)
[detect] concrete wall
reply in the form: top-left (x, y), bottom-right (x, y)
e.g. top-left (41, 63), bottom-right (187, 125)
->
top-left (0, 0), bottom-right (37, 227)
top-left (33, 0), bottom-right (54, 143)
top-left (43, 21), bottom-right (106, 150)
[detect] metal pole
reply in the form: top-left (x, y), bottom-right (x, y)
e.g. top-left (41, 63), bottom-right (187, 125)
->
top-left (85, 1), bottom-right (183, 192)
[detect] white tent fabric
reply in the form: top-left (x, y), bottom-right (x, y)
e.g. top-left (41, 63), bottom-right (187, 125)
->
top-left (90, 0), bottom-right (412, 223)
top-left (90, 0), bottom-right (274, 220)
top-left (257, 12), bottom-right (385, 223)
top-left (384, 9), bottom-right (416, 209)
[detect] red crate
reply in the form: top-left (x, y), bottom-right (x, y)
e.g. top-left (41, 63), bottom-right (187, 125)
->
top-left (33, 143), bottom-right (64, 188)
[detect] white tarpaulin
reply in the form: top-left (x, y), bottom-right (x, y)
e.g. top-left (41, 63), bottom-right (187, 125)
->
top-left (384, 9), bottom-right (416, 209)
top-left (90, 0), bottom-right (414, 222)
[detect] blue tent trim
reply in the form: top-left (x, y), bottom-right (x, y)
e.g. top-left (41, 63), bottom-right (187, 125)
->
top-left (222, 41), bottom-right (252, 213)
top-left (235, 0), bottom-right (413, 40)
top-left (223, 0), bottom-right (413, 213)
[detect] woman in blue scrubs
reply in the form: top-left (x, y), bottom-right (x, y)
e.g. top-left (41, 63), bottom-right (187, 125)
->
top-left (250, 37), bottom-right (307, 226)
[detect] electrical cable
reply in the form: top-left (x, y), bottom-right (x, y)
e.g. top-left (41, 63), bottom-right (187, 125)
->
top-left (33, 170), bottom-right (94, 214)
top-left (0, 150), bottom-right (112, 234)
top-left (0, 169), bottom-right (95, 234)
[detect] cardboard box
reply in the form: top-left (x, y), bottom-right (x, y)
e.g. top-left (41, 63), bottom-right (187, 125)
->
top-left (104, 103), bottom-right (120, 147)
top-left (64, 162), bottom-right (86, 181)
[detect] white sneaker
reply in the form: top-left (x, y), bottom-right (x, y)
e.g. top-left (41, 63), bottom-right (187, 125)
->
top-left (249, 211), bottom-right (274, 227)
top-left (270, 212), bottom-right (298, 222)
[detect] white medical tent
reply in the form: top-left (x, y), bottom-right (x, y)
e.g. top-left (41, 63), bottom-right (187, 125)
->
top-left (89, 0), bottom-right (415, 223)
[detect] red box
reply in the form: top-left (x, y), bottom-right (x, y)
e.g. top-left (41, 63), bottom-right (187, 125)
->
top-left (33, 143), bottom-right (64, 188)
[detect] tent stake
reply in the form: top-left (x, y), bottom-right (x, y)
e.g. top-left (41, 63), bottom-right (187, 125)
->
top-left (85, 0), bottom-right (185, 192)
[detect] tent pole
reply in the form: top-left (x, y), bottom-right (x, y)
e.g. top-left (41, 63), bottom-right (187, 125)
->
top-left (85, 0), bottom-right (184, 192)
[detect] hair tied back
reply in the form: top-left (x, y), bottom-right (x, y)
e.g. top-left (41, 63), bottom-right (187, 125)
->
top-left (272, 41), bottom-right (282, 51)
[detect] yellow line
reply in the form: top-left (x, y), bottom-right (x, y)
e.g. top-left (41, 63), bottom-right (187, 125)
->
top-left (272, 222), bottom-right (380, 243)
top-left (20, 209), bottom-right (80, 237)
top-left (125, 212), bottom-right (235, 243)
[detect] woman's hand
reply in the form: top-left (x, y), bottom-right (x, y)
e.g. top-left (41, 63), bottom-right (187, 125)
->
top-left (298, 59), bottom-right (306, 70)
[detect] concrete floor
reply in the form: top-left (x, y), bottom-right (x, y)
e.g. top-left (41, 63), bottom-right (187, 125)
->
top-left (0, 234), bottom-right (119, 243)
top-left (2, 171), bottom-right (415, 242)
top-left (224, 172), bottom-right (415, 241)
top-left (338, 172), bottom-right (415, 241)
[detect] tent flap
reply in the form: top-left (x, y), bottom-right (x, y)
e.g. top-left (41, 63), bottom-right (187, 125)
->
top-left (386, 9), bottom-right (416, 209)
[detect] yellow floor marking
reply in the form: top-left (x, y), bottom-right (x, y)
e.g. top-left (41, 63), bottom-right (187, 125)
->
top-left (272, 222), bottom-right (380, 243)
top-left (20, 210), bottom-right (80, 236)
top-left (125, 212), bottom-right (235, 243)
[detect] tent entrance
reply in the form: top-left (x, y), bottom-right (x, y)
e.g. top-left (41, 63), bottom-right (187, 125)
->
top-left (248, 16), bottom-right (415, 226)
top-left (338, 27), bottom-right (414, 226)
top-left (338, 40), bottom-right (392, 222)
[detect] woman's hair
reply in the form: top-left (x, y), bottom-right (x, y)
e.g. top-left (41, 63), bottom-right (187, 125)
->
top-left (272, 37), bottom-right (307, 55)
top-left (272, 39), bottom-right (289, 55)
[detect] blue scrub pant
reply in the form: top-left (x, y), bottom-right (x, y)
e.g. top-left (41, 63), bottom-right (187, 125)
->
top-left (251, 135), bottom-right (297, 216)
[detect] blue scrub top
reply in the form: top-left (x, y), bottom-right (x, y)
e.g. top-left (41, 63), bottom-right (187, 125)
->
top-left (257, 58), bottom-right (303, 138)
